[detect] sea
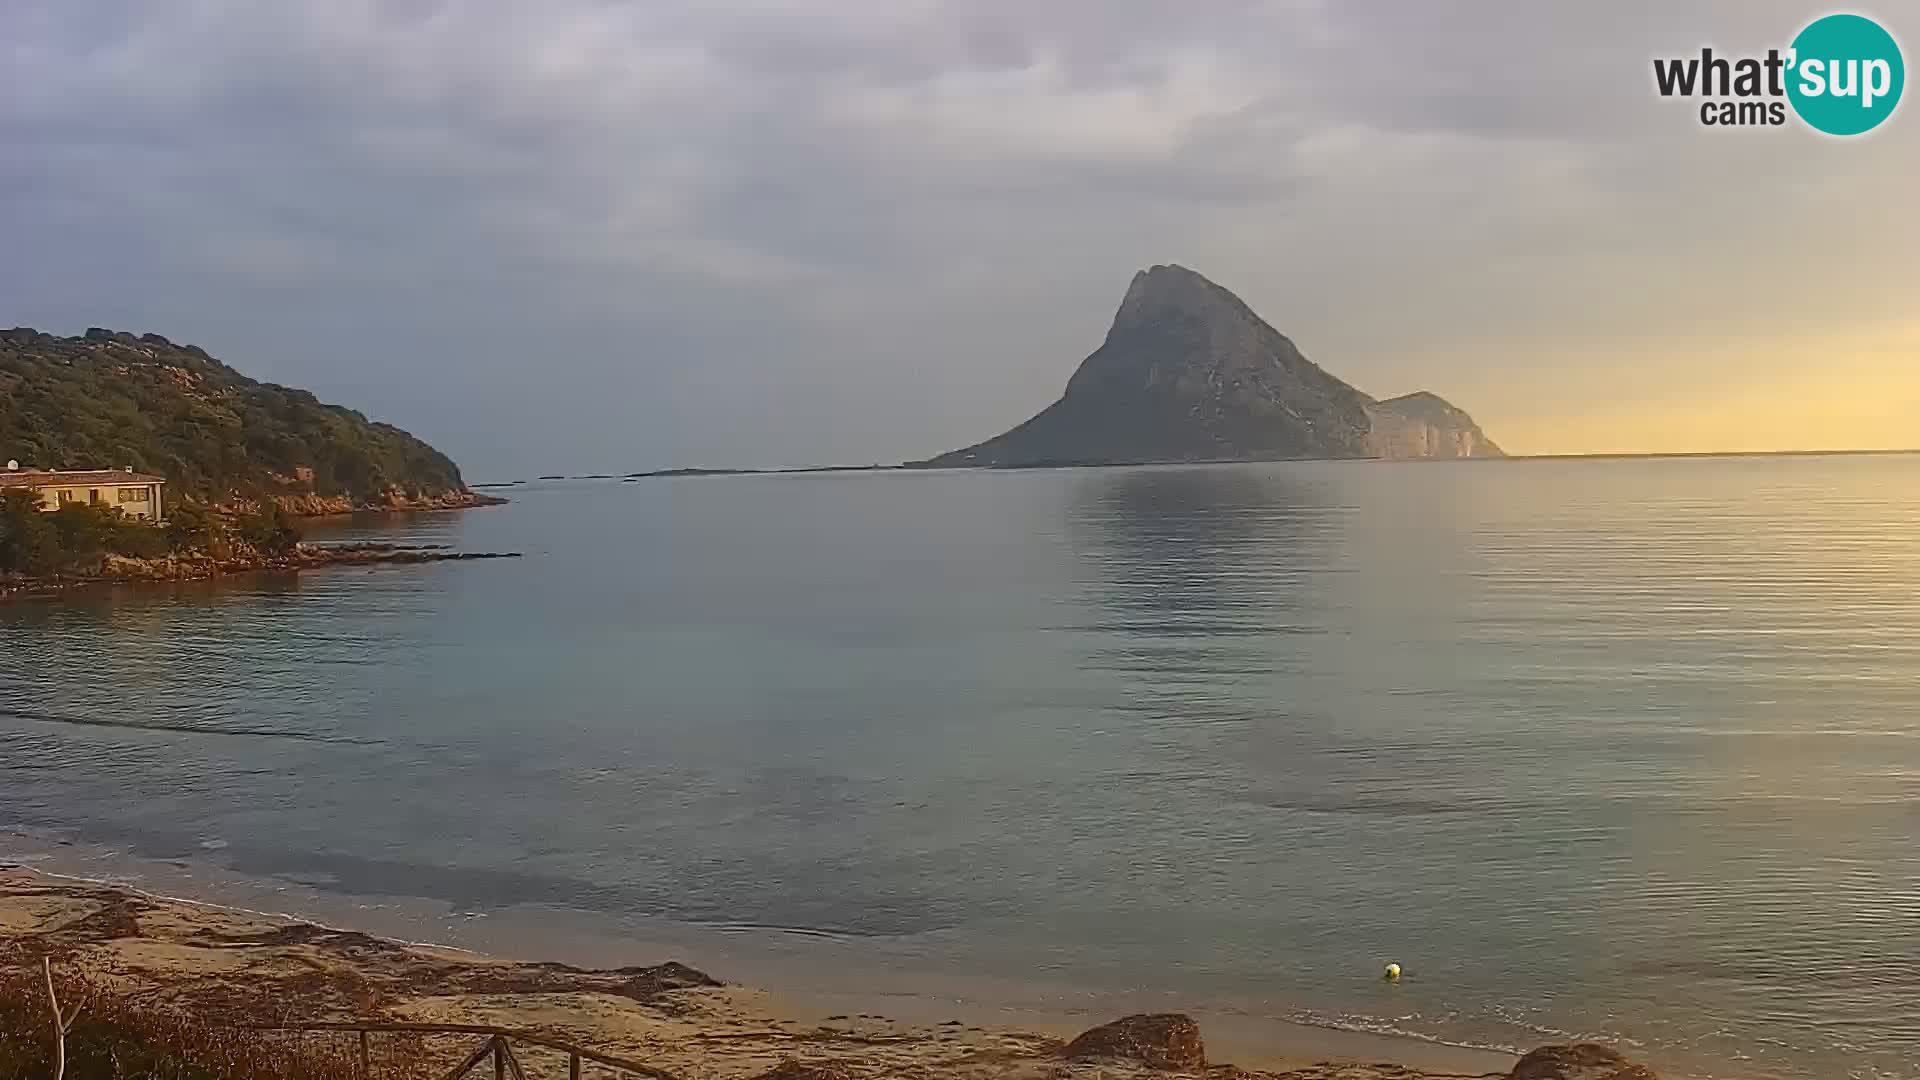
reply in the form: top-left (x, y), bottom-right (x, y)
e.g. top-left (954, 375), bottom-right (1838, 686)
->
top-left (5, 455), bottom-right (1920, 1080)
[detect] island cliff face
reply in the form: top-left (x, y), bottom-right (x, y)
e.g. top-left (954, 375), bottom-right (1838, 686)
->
top-left (1365, 391), bottom-right (1502, 459)
top-left (924, 265), bottom-right (1502, 466)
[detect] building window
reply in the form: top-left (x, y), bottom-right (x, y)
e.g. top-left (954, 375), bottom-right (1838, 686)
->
top-left (57, 490), bottom-right (77, 504)
top-left (89, 489), bottom-right (102, 504)
top-left (118, 487), bottom-right (148, 503)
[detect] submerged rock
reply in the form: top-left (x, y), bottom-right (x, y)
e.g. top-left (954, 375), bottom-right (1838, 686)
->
top-left (1508, 1043), bottom-right (1660, 1080)
top-left (1062, 1013), bottom-right (1206, 1070)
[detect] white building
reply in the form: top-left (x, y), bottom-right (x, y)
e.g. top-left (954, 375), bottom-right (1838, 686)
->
top-left (0, 463), bottom-right (167, 520)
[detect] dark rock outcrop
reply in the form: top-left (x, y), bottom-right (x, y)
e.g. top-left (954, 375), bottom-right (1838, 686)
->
top-left (2, 545), bottom-right (524, 597)
top-left (1508, 1043), bottom-right (1660, 1080)
top-left (269, 489), bottom-right (508, 516)
top-left (923, 265), bottom-right (1500, 466)
top-left (613, 959), bottom-right (724, 999)
top-left (1061, 1013), bottom-right (1205, 1070)
top-left (753, 1062), bottom-right (859, 1080)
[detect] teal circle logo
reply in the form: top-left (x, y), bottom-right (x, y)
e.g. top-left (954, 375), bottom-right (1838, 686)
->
top-left (1787, 14), bottom-right (1904, 135)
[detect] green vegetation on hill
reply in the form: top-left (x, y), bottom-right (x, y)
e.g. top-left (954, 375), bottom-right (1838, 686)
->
top-left (0, 328), bottom-right (468, 504)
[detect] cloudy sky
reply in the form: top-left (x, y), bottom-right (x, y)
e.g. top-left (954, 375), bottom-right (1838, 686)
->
top-left (4, 2), bottom-right (1915, 476)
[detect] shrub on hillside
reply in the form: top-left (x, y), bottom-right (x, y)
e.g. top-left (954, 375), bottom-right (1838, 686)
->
top-left (0, 492), bottom-right (296, 576)
top-left (0, 493), bottom-right (174, 575)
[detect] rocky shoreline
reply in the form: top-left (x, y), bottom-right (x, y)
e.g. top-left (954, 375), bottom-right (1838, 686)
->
top-left (0, 542), bottom-right (521, 598)
top-left (0, 871), bottom-right (1666, 1080)
top-left (271, 489), bottom-right (511, 516)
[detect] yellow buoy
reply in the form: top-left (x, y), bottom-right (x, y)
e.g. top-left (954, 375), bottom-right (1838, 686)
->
top-left (1383, 963), bottom-right (1402, 981)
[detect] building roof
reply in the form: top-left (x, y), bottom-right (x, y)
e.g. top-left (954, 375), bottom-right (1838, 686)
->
top-left (0, 469), bottom-right (167, 489)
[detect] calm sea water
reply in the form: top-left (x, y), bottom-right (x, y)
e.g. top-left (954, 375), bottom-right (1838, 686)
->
top-left (5, 457), bottom-right (1920, 1079)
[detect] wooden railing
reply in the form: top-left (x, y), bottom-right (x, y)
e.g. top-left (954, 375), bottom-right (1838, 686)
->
top-left (244, 1022), bottom-right (680, 1080)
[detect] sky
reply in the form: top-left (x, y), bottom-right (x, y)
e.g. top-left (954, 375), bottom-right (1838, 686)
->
top-left (3, 2), bottom-right (1916, 477)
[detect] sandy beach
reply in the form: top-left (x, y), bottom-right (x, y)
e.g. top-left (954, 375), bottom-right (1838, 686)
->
top-left (0, 866), bottom-right (1540, 1080)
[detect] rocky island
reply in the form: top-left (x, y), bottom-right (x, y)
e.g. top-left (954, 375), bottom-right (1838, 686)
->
top-left (923, 265), bottom-right (1501, 467)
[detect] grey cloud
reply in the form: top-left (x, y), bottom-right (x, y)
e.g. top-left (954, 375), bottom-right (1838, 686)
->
top-left (2, 1), bottom-right (1915, 474)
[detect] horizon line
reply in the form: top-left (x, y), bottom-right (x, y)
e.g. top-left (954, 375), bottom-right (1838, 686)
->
top-left (471, 446), bottom-right (1920, 486)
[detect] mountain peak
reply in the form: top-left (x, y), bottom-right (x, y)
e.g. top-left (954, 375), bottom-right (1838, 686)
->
top-left (1121, 263), bottom-right (1211, 298)
top-left (1111, 263), bottom-right (1258, 334)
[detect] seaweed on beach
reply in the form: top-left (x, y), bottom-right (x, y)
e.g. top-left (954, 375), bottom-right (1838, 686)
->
top-left (0, 965), bottom-right (432, 1080)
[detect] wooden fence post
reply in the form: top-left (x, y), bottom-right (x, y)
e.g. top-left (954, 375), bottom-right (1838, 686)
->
top-left (439, 1035), bottom-right (499, 1080)
top-left (500, 1038), bottom-right (531, 1080)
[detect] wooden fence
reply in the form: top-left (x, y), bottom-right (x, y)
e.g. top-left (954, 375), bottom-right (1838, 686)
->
top-left (244, 1022), bottom-right (680, 1080)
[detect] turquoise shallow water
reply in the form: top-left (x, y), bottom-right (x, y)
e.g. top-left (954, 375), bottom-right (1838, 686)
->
top-left (5, 456), bottom-right (1920, 1079)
